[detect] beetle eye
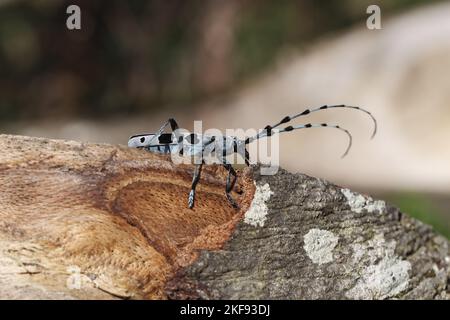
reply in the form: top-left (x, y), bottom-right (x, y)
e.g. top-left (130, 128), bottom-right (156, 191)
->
top-left (140, 137), bottom-right (145, 143)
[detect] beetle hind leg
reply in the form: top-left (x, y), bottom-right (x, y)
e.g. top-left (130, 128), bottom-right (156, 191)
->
top-left (224, 164), bottom-right (239, 209)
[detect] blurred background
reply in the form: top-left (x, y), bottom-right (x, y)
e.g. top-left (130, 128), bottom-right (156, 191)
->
top-left (0, 0), bottom-right (449, 237)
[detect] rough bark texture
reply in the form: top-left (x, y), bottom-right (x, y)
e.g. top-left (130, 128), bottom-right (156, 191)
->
top-left (0, 134), bottom-right (448, 299)
top-left (168, 170), bottom-right (450, 299)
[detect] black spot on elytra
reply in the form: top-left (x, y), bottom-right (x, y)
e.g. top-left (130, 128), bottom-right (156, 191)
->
top-left (185, 133), bottom-right (199, 144)
top-left (159, 133), bottom-right (173, 144)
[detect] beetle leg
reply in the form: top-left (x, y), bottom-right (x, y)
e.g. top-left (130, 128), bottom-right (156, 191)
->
top-left (188, 163), bottom-right (203, 209)
top-left (223, 164), bottom-right (239, 209)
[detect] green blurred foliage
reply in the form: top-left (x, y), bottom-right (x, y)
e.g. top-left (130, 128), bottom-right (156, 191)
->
top-left (0, 0), bottom-right (444, 121)
top-left (386, 193), bottom-right (450, 239)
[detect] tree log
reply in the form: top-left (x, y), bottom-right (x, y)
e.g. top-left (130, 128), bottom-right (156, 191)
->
top-left (0, 134), bottom-right (448, 299)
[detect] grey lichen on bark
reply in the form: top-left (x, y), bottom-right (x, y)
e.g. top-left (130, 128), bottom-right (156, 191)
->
top-left (166, 168), bottom-right (450, 300)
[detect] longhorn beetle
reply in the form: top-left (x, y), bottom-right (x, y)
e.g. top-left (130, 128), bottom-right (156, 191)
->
top-left (128, 105), bottom-right (377, 209)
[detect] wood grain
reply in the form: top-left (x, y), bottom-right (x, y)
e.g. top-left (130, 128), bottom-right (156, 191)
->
top-left (1, 134), bottom-right (448, 300)
top-left (0, 134), bottom-right (255, 299)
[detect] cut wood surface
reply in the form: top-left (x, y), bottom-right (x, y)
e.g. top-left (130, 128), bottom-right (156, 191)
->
top-left (0, 134), bottom-right (448, 299)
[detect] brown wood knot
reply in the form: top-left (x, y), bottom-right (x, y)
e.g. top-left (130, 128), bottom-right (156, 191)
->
top-left (101, 161), bottom-right (255, 269)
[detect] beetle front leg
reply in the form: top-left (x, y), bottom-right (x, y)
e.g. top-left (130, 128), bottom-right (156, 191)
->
top-left (188, 163), bottom-right (203, 209)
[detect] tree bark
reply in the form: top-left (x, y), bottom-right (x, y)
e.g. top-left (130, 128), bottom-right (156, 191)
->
top-left (0, 134), bottom-right (448, 299)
